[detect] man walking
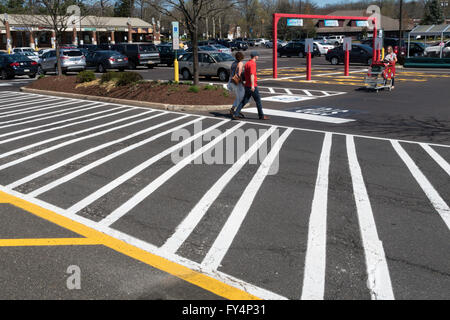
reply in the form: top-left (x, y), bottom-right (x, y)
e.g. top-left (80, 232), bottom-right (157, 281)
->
top-left (231, 51), bottom-right (269, 120)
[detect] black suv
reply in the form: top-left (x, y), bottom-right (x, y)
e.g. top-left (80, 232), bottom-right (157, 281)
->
top-left (111, 43), bottom-right (160, 69)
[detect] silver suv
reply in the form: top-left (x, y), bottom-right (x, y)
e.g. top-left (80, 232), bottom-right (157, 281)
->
top-left (38, 49), bottom-right (86, 74)
top-left (178, 51), bottom-right (235, 82)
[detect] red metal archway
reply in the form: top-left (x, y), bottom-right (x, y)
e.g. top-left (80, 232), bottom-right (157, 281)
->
top-left (272, 14), bottom-right (377, 79)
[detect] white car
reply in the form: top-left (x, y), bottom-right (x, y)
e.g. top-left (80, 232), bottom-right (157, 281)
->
top-left (324, 36), bottom-right (344, 46)
top-left (12, 47), bottom-right (36, 54)
top-left (22, 51), bottom-right (40, 63)
top-left (208, 44), bottom-right (232, 55)
top-left (254, 39), bottom-right (267, 47)
top-left (424, 41), bottom-right (450, 57)
top-left (314, 41), bottom-right (335, 55)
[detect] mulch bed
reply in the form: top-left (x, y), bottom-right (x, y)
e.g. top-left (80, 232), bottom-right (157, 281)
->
top-left (27, 76), bottom-right (235, 106)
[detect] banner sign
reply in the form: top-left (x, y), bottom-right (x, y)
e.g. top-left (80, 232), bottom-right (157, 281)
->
top-left (287, 19), bottom-right (303, 27)
top-left (356, 21), bottom-right (369, 27)
top-left (375, 37), bottom-right (383, 50)
top-left (324, 20), bottom-right (339, 27)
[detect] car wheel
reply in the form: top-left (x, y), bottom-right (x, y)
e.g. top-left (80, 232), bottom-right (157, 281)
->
top-left (182, 68), bottom-right (191, 80)
top-left (298, 52), bottom-right (305, 58)
top-left (331, 57), bottom-right (339, 65)
top-left (29, 74), bottom-right (36, 79)
top-left (118, 67), bottom-right (125, 72)
top-left (335, 42), bottom-right (339, 46)
top-left (147, 64), bottom-right (154, 69)
top-left (367, 58), bottom-right (373, 66)
top-left (37, 66), bottom-right (45, 75)
top-left (98, 63), bottom-right (106, 73)
top-left (1, 69), bottom-right (8, 80)
top-left (128, 61), bottom-right (136, 70)
top-left (218, 69), bottom-right (229, 82)
top-left (54, 66), bottom-right (59, 75)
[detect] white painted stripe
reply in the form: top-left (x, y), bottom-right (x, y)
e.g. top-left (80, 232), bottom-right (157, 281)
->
top-left (275, 69), bottom-right (368, 80)
top-left (0, 100), bottom-right (85, 118)
top-left (420, 143), bottom-right (450, 176)
top-left (302, 90), bottom-right (314, 97)
top-left (0, 95), bottom-right (42, 105)
top-left (25, 114), bottom-right (194, 195)
top-left (346, 135), bottom-right (394, 300)
top-left (201, 128), bottom-right (293, 271)
top-left (284, 88), bottom-right (293, 95)
top-left (0, 110), bottom-right (153, 168)
top-left (0, 97), bottom-right (57, 110)
top-left (0, 103), bottom-right (104, 129)
top-left (100, 122), bottom-right (246, 227)
top-left (0, 103), bottom-right (106, 138)
top-left (0, 185), bottom-right (287, 300)
top-left (161, 126), bottom-right (276, 253)
top-left (320, 91), bottom-right (331, 96)
top-left (301, 132), bottom-right (332, 300)
top-left (244, 108), bottom-right (355, 124)
top-left (0, 106), bottom-right (125, 144)
top-left (67, 119), bottom-right (229, 214)
top-left (392, 141), bottom-right (450, 230)
top-left (268, 87), bottom-right (275, 94)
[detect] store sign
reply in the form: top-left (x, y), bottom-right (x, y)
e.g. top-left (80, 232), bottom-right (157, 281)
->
top-left (83, 27), bottom-right (96, 31)
top-left (356, 21), bottom-right (369, 27)
top-left (324, 20), bottom-right (339, 27)
top-left (287, 19), bottom-right (303, 27)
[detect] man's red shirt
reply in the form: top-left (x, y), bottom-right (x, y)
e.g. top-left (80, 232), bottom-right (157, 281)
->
top-left (244, 59), bottom-right (257, 88)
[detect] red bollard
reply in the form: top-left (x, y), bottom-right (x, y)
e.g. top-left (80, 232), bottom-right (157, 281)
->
top-left (306, 50), bottom-right (311, 81)
top-left (344, 49), bottom-right (349, 76)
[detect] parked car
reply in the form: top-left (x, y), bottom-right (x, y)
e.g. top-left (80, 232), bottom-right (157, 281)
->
top-left (77, 44), bottom-right (98, 52)
top-left (254, 38), bottom-right (267, 47)
top-left (37, 48), bottom-right (53, 57)
top-left (207, 44), bottom-right (232, 55)
top-left (324, 35), bottom-right (345, 46)
top-left (230, 40), bottom-right (248, 51)
top-left (424, 40), bottom-right (450, 57)
top-left (178, 51), bottom-right (234, 82)
top-left (12, 47), bottom-right (36, 54)
top-left (278, 41), bottom-right (320, 58)
top-left (157, 44), bottom-right (186, 66)
top-left (85, 50), bottom-right (128, 72)
top-left (314, 41), bottom-right (335, 56)
top-left (0, 53), bottom-right (38, 79)
top-left (111, 43), bottom-right (160, 69)
top-left (247, 39), bottom-right (256, 47)
top-left (38, 48), bottom-right (86, 74)
top-left (325, 44), bottom-right (373, 65)
top-left (265, 39), bottom-right (287, 48)
top-left (22, 51), bottom-right (40, 63)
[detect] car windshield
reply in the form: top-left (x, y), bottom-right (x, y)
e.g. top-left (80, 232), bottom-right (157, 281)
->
top-left (209, 52), bottom-right (234, 62)
top-left (199, 46), bottom-right (215, 51)
top-left (23, 52), bottom-right (37, 56)
top-left (62, 50), bottom-right (82, 56)
top-left (138, 45), bottom-right (157, 52)
top-left (213, 44), bottom-right (227, 49)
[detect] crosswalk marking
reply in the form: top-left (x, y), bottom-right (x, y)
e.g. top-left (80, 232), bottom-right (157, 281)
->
top-left (0, 91), bottom-right (448, 300)
top-left (0, 99), bottom-right (85, 118)
top-left (201, 128), bottom-right (293, 271)
top-left (0, 103), bottom-right (106, 139)
top-left (99, 122), bottom-right (246, 227)
top-left (66, 118), bottom-right (227, 214)
top-left (392, 141), bottom-right (450, 230)
top-left (301, 132), bottom-right (332, 300)
top-left (347, 135), bottom-right (394, 300)
top-left (0, 109), bottom-right (153, 169)
top-left (161, 127), bottom-right (277, 253)
top-left (0, 97), bottom-right (57, 110)
top-left (25, 114), bottom-right (193, 196)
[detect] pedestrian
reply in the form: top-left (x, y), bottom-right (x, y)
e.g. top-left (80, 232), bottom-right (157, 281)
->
top-left (231, 51), bottom-right (269, 120)
top-left (384, 46), bottom-right (398, 89)
top-left (227, 51), bottom-right (245, 118)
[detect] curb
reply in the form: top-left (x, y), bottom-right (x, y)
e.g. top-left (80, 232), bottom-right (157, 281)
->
top-left (20, 87), bottom-right (234, 112)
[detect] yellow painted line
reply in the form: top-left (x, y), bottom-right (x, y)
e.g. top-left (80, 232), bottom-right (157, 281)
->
top-left (0, 190), bottom-right (260, 300)
top-left (0, 238), bottom-right (102, 247)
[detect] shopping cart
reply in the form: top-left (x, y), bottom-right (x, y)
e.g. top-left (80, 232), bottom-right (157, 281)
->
top-left (364, 61), bottom-right (396, 92)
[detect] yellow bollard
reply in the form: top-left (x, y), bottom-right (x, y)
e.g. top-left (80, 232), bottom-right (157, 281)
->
top-left (382, 47), bottom-right (385, 60)
top-left (174, 58), bottom-right (179, 82)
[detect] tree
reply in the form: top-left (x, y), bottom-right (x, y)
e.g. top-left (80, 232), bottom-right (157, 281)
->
top-left (114, 0), bottom-right (134, 17)
top-left (147, 0), bottom-right (237, 85)
top-left (422, 0), bottom-right (444, 24)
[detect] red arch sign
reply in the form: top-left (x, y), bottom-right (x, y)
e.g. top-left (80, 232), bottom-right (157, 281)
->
top-left (272, 14), bottom-right (377, 79)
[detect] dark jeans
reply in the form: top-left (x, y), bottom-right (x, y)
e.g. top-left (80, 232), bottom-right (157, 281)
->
top-left (233, 86), bottom-right (264, 118)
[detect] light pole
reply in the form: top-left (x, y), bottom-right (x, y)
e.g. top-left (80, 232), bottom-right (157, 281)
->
top-left (399, 0), bottom-right (403, 41)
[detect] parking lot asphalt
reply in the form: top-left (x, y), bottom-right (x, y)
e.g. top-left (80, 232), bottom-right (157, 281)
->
top-left (0, 47), bottom-right (449, 300)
